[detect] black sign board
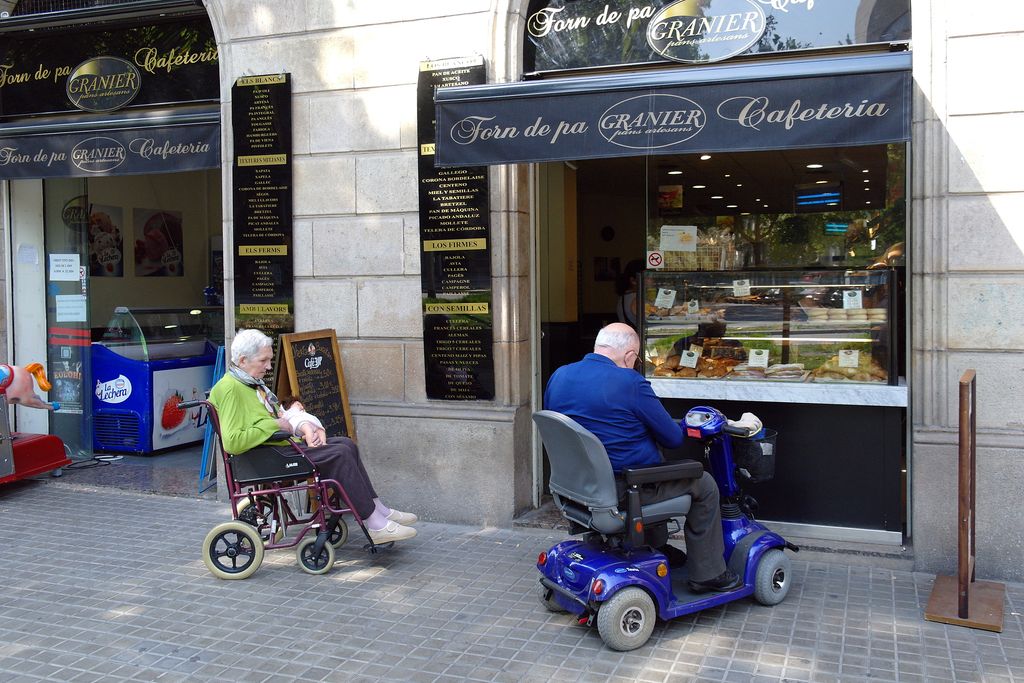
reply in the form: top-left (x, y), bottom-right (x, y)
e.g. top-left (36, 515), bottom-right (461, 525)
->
top-left (231, 73), bottom-right (294, 341)
top-left (523, 0), bottom-right (910, 74)
top-left (0, 16), bottom-right (219, 119)
top-left (417, 57), bottom-right (495, 401)
top-left (278, 330), bottom-right (354, 439)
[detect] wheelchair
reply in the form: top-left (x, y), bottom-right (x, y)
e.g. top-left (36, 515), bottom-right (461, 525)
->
top-left (185, 399), bottom-right (389, 580)
top-left (534, 407), bottom-right (796, 650)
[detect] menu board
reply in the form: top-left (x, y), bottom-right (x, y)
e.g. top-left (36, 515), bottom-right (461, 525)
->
top-left (278, 330), bottom-right (354, 440)
top-left (417, 57), bottom-right (495, 400)
top-left (231, 73), bottom-right (294, 341)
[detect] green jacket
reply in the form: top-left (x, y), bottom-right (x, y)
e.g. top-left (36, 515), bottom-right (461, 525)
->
top-left (208, 375), bottom-right (288, 455)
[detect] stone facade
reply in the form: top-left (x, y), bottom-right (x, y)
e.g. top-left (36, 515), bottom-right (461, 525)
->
top-left (1, 1), bottom-right (1019, 579)
top-left (910, 0), bottom-right (1024, 581)
top-left (198, 0), bottom-right (1024, 578)
top-left (204, 0), bottom-right (535, 524)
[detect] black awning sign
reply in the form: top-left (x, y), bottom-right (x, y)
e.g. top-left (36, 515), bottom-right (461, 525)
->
top-left (436, 67), bottom-right (910, 166)
top-left (0, 124), bottom-right (219, 178)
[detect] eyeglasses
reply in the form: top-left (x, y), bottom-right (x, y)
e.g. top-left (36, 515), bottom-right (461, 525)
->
top-left (623, 347), bottom-right (640, 368)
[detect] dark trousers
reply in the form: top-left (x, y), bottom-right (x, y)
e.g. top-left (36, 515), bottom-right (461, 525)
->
top-left (637, 471), bottom-right (726, 582)
top-left (304, 436), bottom-right (377, 518)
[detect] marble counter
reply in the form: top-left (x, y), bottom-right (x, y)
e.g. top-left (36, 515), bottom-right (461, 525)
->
top-left (651, 377), bottom-right (908, 407)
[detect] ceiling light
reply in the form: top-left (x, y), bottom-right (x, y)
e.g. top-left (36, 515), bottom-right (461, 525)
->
top-left (692, 184), bottom-right (706, 189)
top-left (866, 200), bottom-right (872, 204)
top-left (740, 212), bottom-right (750, 215)
top-left (806, 163), bottom-right (823, 169)
top-left (763, 204), bottom-right (769, 208)
top-left (862, 169), bottom-right (869, 173)
top-left (700, 154), bottom-right (711, 160)
top-left (726, 204), bottom-right (738, 208)
top-left (755, 198), bottom-right (761, 202)
top-left (711, 195), bottom-right (724, 200)
top-left (667, 169), bottom-right (683, 175)
top-left (735, 183), bottom-right (743, 187)
top-left (724, 174), bottom-right (731, 178)
top-left (864, 187), bottom-right (870, 191)
top-left (815, 180), bottom-right (828, 184)
top-left (863, 179), bottom-right (870, 183)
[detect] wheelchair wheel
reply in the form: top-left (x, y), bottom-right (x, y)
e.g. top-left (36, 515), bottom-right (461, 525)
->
top-left (203, 521), bottom-right (264, 580)
top-left (328, 516), bottom-right (349, 549)
top-left (753, 548), bottom-right (792, 606)
top-left (596, 587), bottom-right (656, 651)
top-left (296, 536), bottom-right (335, 575)
top-left (236, 496), bottom-right (285, 544)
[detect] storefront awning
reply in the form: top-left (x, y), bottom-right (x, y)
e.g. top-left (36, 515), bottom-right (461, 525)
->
top-left (0, 105), bottom-right (220, 179)
top-left (435, 52), bottom-right (911, 167)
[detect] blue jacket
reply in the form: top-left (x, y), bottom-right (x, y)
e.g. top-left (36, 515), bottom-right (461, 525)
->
top-left (543, 353), bottom-right (683, 472)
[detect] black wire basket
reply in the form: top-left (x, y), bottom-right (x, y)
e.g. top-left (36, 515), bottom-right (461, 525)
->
top-left (731, 428), bottom-right (777, 483)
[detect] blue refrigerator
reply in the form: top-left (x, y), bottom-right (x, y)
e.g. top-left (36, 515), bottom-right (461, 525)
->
top-left (91, 306), bottom-right (221, 454)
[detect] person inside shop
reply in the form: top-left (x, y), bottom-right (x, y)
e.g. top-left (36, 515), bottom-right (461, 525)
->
top-left (543, 322), bottom-right (742, 593)
top-left (210, 329), bottom-right (418, 544)
top-left (615, 259), bottom-right (644, 330)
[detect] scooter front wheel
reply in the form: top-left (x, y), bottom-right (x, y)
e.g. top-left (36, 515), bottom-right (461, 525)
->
top-left (753, 548), bottom-right (792, 605)
top-left (596, 587), bottom-right (656, 651)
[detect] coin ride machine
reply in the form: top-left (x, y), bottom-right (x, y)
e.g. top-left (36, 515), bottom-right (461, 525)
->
top-left (91, 306), bottom-right (221, 454)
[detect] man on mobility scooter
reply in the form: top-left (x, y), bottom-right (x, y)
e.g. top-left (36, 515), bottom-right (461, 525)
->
top-left (538, 323), bottom-right (796, 650)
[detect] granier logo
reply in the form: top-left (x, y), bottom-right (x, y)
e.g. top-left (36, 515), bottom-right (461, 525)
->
top-left (599, 94), bottom-right (705, 149)
top-left (66, 56), bottom-right (142, 113)
top-left (647, 0), bottom-right (766, 64)
top-left (71, 137), bottom-right (127, 173)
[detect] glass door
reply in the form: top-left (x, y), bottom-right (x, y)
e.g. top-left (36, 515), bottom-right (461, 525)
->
top-left (43, 178), bottom-right (93, 458)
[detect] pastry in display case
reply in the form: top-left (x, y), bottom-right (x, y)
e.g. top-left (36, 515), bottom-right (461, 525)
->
top-left (641, 270), bottom-right (895, 385)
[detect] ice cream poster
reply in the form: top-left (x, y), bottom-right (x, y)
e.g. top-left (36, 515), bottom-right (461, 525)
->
top-left (87, 205), bottom-right (124, 276)
top-left (134, 209), bottom-right (184, 277)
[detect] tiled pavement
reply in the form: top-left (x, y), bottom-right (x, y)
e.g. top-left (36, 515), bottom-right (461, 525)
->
top-left (1, 480), bottom-right (1022, 683)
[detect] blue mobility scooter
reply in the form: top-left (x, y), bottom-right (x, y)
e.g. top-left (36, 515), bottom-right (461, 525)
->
top-left (534, 406), bottom-right (798, 651)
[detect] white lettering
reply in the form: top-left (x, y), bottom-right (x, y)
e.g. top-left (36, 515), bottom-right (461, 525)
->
top-left (717, 96), bottom-right (890, 131)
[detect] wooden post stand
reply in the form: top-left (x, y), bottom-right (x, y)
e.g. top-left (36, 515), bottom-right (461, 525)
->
top-left (924, 370), bottom-right (1005, 632)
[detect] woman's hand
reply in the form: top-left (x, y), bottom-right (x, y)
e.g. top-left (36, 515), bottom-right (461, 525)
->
top-left (302, 426), bottom-right (326, 448)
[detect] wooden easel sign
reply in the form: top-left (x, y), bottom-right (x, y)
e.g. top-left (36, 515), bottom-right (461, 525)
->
top-left (275, 330), bottom-right (355, 441)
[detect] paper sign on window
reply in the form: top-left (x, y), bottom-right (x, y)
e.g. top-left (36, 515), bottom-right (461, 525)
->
top-left (843, 290), bottom-right (863, 309)
top-left (654, 288), bottom-right (676, 309)
top-left (748, 348), bottom-right (769, 368)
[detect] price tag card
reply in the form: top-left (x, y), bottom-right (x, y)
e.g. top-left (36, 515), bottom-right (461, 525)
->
top-left (654, 288), bottom-right (676, 308)
top-left (843, 290), bottom-right (863, 309)
top-left (680, 350), bottom-right (700, 368)
top-left (748, 348), bottom-right (769, 368)
top-left (689, 344), bottom-right (703, 357)
top-left (838, 349), bottom-right (860, 368)
top-left (687, 299), bottom-right (699, 314)
top-left (732, 279), bottom-right (751, 297)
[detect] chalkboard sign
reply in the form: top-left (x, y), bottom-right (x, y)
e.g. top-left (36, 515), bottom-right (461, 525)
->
top-left (278, 330), bottom-right (354, 440)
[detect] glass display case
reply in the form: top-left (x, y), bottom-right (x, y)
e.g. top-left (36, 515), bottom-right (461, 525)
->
top-left (91, 307), bottom-right (223, 453)
top-left (641, 269), bottom-right (895, 385)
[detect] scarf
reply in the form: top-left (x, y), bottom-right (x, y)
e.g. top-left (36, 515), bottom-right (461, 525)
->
top-left (228, 363), bottom-right (282, 417)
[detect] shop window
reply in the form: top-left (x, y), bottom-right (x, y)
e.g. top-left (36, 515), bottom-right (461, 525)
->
top-left (642, 144), bottom-right (906, 271)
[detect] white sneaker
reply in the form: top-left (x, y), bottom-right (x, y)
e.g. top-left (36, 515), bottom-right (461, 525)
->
top-left (386, 509), bottom-right (418, 526)
top-left (368, 520), bottom-right (417, 543)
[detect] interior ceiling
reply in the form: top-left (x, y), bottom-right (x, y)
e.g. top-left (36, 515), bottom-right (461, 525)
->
top-left (576, 145), bottom-right (891, 216)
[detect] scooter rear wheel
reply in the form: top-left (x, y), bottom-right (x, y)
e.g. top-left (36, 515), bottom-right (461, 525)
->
top-left (753, 548), bottom-right (792, 605)
top-left (596, 587), bottom-right (656, 651)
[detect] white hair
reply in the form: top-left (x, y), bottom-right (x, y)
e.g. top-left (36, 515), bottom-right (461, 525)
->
top-left (594, 325), bottom-right (638, 352)
top-left (231, 329), bottom-right (273, 365)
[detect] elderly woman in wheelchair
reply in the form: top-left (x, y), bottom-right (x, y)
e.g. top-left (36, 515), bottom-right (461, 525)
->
top-left (198, 329), bottom-right (417, 579)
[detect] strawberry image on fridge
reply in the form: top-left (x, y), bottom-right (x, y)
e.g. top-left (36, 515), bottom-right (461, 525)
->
top-left (91, 306), bottom-right (219, 454)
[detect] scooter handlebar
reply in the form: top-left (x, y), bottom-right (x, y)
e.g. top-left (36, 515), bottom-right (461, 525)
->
top-left (722, 423), bottom-right (750, 436)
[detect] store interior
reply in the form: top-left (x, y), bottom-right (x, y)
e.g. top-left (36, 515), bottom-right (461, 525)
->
top-left (38, 169), bottom-right (223, 496)
top-left (539, 143), bottom-right (906, 379)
